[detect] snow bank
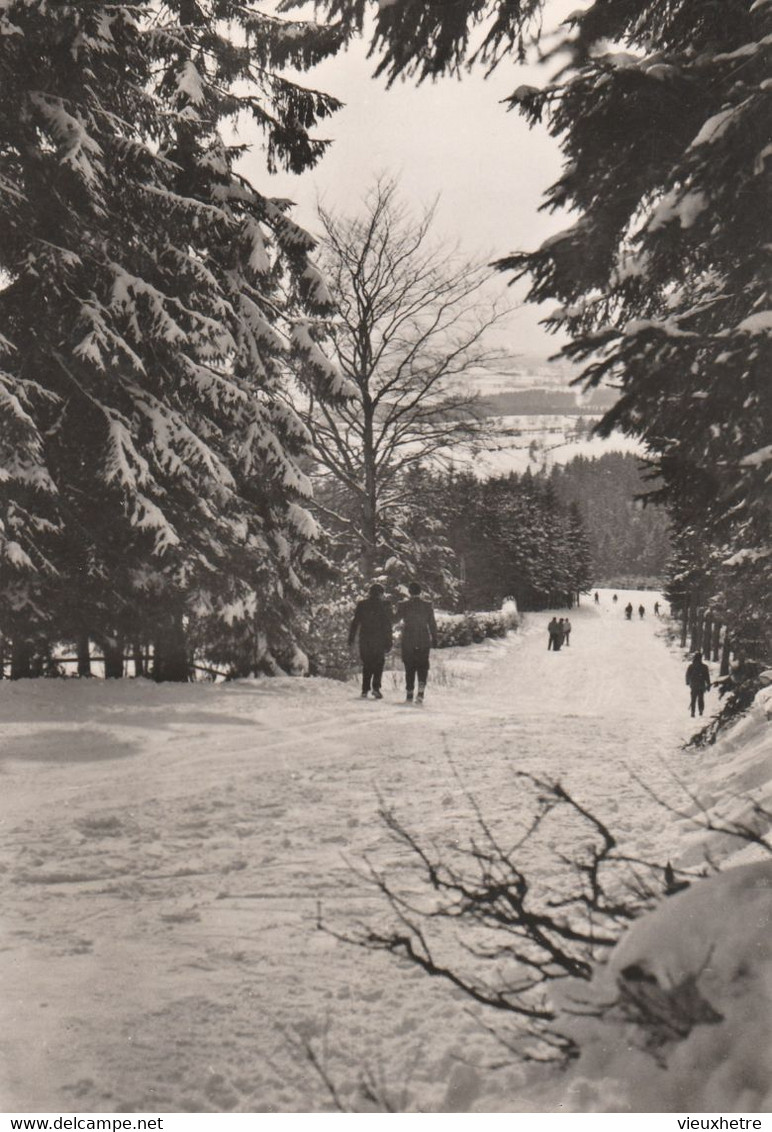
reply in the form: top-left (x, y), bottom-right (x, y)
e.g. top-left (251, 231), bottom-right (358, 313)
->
top-left (557, 861), bottom-right (772, 1112)
top-left (547, 687), bottom-right (772, 1112)
top-left (676, 685), bottom-right (772, 868)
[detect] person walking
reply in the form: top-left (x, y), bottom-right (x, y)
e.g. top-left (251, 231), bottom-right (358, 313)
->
top-left (654, 601), bottom-right (660, 616)
top-left (594, 591), bottom-right (600, 604)
top-left (625, 602), bottom-right (633, 620)
top-left (685, 651), bottom-right (711, 718)
top-left (348, 584), bottom-right (393, 699)
top-left (394, 582), bottom-right (438, 704)
top-left (563, 617), bottom-right (572, 646)
top-left (547, 617), bottom-right (558, 650)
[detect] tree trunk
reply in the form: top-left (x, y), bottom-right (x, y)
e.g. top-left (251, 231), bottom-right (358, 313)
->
top-left (77, 632), bottom-right (92, 677)
top-left (11, 638), bottom-right (32, 680)
top-left (103, 635), bottom-right (124, 679)
top-left (720, 632), bottom-right (731, 677)
top-left (360, 396), bottom-right (378, 579)
top-left (132, 642), bottom-right (145, 678)
top-left (711, 619), bottom-right (722, 663)
top-left (680, 598), bottom-right (689, 648)
top-left (153, 614), bottom-right (189, 683)
top-left (689, 603), bottom-right (700, 651)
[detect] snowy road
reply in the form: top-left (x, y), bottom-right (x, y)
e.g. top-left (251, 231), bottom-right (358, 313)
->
top-left (0, 592), bottom-right (703, 1113)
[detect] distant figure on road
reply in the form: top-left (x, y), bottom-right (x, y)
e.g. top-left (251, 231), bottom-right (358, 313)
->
top-left (563, 618), bottom-right (572, 646)
top-left (685, 651), bottom-right (711, 718)
top-left (654, 601), bottom-right (660, 616)
top-left (613, 594), bottom-right (618, 604)
top-left (638, 604), bottom-right (645, 619)
top-left (625, 602), bottom-right (633, 620)
top-left (547, 617), bottom-right (563, 651)
top-left (394, 582), bottom-right (438, 704)
top-left (594, 592), bottom-right (600, 604)
top-left (348, 584), bottom-right (393, 700)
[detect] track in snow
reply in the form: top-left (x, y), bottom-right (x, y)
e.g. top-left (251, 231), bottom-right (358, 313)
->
top-left (0, 590), bottom-right (705, 1113)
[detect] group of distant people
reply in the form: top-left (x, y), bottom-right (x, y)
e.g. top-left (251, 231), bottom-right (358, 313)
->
top-left (546, 617), bottom-right (572, 651)
top-left (348, 582), bottom-right (438, 704)
top-left (596, 592), bottom-right (660, 617)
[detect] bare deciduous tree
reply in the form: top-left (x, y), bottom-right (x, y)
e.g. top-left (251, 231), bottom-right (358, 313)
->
top-left (302, 177), bottom-right (513, 577)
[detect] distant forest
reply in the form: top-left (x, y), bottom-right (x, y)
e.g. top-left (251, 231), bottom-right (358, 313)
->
top-left (479, 386), bottom-right (618, 416)
top-left (549, 452), bottom-right (672, 584)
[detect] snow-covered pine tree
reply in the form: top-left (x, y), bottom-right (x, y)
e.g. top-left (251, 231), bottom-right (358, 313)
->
top-left (565, 500), bottom-right (592, 603)
top-left (503, 0), bottom-right (772, 673)
top-left (307, 0), bottom-right (771, 685)
top-left (0, 1), bottom-right (350, 678)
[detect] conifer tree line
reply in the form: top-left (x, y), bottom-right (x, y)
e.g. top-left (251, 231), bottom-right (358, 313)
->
top-left (299, 0), bottom-right (770, 689)
top-left (550, 453), bottom-right (672, 585)
top-left (315, 462), bottom-right (593, 615)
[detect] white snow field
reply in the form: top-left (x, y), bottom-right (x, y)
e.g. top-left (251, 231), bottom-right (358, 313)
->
top-left (1, 590), bottom-right (769, 1114)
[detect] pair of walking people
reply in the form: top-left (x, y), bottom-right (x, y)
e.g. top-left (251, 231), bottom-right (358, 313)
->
top-left (547, 616), bottom-right (572, 650)
top-left (348, 582), bottom-right (438, 704)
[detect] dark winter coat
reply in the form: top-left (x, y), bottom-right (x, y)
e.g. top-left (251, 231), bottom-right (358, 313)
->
top-left (348, 597), bottom-right (393, 655)
top-left (395, 597), bottom-right (438, 654)
top-left (685, 659), bottom-right (711, 692)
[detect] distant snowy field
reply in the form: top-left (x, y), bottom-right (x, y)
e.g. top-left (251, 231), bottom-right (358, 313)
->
top-left (440, 416), bottom-right (643, 477)
top-left (476, 416), bottom-right (643, 476)
top-left (0, 591), bottom-right (769, 1113)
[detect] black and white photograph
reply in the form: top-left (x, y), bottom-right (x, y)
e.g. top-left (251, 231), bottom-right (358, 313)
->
top-left (0, 0), bottom-right (770, 1120)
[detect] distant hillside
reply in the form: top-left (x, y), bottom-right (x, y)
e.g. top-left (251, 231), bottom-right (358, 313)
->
top-left (479, 386), bottom-right (618, 416)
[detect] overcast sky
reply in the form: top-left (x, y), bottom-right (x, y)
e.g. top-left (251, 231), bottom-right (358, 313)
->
top-left (245, 1), bottom-right (585, 360)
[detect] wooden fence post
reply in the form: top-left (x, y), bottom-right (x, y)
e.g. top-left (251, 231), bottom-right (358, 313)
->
top-left (76, 632), bottom-right (91, 678)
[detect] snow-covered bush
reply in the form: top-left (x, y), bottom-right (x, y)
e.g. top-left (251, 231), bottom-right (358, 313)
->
top-left (434, 604), bottom-right (519, 648)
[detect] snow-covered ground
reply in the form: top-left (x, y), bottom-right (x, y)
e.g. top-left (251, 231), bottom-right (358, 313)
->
top-left (1, 590), bottom-right (769, 1113)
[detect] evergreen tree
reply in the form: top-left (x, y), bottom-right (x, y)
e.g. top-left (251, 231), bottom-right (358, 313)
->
top-left (426, 468), bottom-right (590, 611)
top-left (0, 1), bottom-right (349, 678)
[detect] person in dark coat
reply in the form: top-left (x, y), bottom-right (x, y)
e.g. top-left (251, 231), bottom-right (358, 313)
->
top-left (394, 582), bottom-right (438, 703)
top-left (547, 617), bottom-right (559, 650)
top-left (685, 651), bottom-right (711, 717)
top-left (625, 602), bottom-right (633, 620)
top-left (348, 584), bottom-right (393, 699)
